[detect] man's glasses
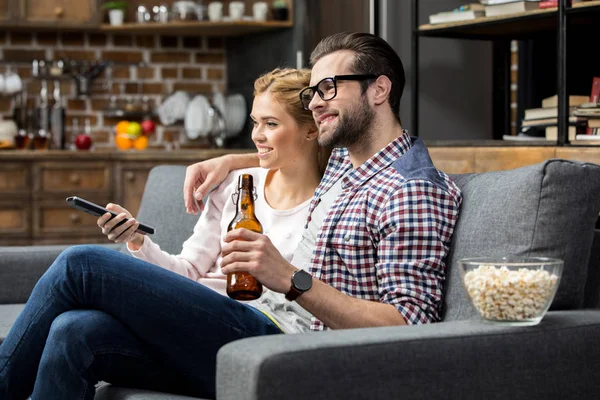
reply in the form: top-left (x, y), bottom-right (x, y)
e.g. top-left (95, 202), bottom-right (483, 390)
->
top-left (299, 74), bottom-right (378, 110)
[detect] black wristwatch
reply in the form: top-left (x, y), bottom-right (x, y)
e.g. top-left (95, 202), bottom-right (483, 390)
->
top-left (285, 269), bottom-right (313, 301)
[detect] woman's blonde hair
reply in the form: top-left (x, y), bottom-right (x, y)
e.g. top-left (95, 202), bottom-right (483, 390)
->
top-left (253, 68), bottom-right (331, 173)
top-left (253, 68), bottom-right (315, 129)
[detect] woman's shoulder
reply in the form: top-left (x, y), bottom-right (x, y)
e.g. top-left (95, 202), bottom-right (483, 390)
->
top-left (226, 167), bottom-right (267, 188)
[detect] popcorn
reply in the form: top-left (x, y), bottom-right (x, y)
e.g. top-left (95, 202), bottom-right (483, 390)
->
top-left (463, 265), bottom-right (559, 321)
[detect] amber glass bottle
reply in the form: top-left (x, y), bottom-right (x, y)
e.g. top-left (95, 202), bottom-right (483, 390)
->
top-left (226, 174), bottom-right (263, 300)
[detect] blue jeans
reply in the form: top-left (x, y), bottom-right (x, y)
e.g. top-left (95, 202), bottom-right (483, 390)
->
top-left (0, 245), bottom-right (282, 400)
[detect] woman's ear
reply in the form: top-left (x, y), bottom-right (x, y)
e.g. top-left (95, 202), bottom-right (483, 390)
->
top-left (372, 75), bottom-right (392, 106)
top-left (305, 127), bottom-right (318, 141)
top-left (301, 124), bottom-right (318, 141)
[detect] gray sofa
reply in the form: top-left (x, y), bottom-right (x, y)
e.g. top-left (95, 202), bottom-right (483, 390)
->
top-left (2, 159), bottom-right (600, 400)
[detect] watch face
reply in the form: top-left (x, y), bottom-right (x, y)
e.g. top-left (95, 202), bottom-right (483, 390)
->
top-left (293, 270), bottom-right (312, 292)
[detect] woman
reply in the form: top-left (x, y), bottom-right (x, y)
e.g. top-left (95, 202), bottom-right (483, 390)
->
top-left (0, 68), bottom-right (326, 400)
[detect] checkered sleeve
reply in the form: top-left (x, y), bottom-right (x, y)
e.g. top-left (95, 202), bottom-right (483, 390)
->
top-left (375, 179), bottom-right (460, 324)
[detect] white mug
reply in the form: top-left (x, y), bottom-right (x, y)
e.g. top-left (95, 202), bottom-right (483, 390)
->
top-left (4, 72), bottom-right (22, 94)
top-left (229, 1), bottom-right (245, 20)
top-left (252, 1), bottom-right (268, 21)
top-left (208, 1), bottom-right (223, 21)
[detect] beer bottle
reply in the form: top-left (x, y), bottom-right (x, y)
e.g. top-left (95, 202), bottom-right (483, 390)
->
top-left (226, 174), bottom-right (263, 300)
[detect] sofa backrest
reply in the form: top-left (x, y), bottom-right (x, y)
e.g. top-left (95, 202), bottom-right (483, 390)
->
top-left (138, 161), bottom-right (600, 323)
top-left (136, 165), bottom-right (198, 255)
top-left (443, 159), bottom-right (600, 321)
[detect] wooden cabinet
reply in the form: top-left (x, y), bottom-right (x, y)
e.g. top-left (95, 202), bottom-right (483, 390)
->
top-left (116, 162), bottom-right (156, 217)
top-left (0, 149), bottom-right (247, 246)
top-left (0, 0), bottom-right (15, 21)
top-left (1, 0), bottom-right (99, 27)
top-left (21, 0), bottom-right (96, 23)
top-left (20, 0), bottom-right (96, 23)
top-left (0, 162), bottom-right (31, 245)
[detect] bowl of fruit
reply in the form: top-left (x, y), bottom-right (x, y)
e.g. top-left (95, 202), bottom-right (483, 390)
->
top-left (115, 118), bottom-right (156, 151)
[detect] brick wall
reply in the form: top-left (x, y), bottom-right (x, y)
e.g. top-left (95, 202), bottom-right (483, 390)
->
top-left (0, 31), bottom-right (226, 147)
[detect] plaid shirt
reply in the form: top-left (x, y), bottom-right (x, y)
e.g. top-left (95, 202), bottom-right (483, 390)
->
top-left (307, 132), bottom-right (462, 330)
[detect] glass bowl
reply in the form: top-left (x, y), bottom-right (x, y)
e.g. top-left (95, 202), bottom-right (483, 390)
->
top-left (459, 257), bottom-right (563, 326)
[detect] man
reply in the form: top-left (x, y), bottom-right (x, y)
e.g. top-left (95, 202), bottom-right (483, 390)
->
top-left (185, 32), bottom-right (462, 330)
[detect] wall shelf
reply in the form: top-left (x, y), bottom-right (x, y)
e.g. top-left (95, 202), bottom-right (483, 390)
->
top-left (418, 2), bottom-right (600, 40)
top-left (412, 0), bottom-right (600, 146)
top-left (418, 8), bottom-right (557, 40)
top-left (100, 20), bottom-right (293, 37)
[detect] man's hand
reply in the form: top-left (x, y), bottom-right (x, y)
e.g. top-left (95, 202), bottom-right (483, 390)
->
top-left (220, 228), bottom-right (297, 293)
top-left (184, 156), bottom-right (232, 215)
top-left (184, 153), bottom-right (260, 215)
top-left (97, 203), bottom-right (144, 249)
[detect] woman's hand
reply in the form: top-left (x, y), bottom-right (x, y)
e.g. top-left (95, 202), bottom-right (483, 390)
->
top-left (97, 203), bottom-right (144, 249)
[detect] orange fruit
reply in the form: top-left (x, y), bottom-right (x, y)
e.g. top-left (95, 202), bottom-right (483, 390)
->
top-left (116, 134), bottom-right (133, 150)
top-left (116, 120), bottom-right (130, 135)
top-left (133, 135), bottom-right (149, 150)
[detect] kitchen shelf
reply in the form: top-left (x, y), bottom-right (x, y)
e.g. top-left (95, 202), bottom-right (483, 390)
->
top-left (99, 20), bottom-right (293, 37)
top-left (102, 110), bottom-right (156, 119)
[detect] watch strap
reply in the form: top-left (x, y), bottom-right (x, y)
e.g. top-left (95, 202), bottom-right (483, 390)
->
top-left (285, 285), bottom-right (303, 301)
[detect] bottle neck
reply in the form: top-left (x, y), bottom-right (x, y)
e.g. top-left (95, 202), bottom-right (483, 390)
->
top-left (237, 188), bottom-right (255, 217)
top-left (236, 174), bottom-right (256, 218)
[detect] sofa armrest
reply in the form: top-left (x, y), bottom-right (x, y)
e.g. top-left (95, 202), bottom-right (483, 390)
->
top-left (217, 310), bottom-right (600, 400)
top-left (0, 244), bottom-right (123, 304)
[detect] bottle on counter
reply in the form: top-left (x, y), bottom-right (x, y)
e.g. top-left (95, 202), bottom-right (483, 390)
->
top-left (51, 80), bottom-right (66, 150)
top-left (226, 174), bottom-right (264, 301)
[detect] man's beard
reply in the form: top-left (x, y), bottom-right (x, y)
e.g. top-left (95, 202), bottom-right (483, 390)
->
top-left (318, 94), bottom-right (374, 149)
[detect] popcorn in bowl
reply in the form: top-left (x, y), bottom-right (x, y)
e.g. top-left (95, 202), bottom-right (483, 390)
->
top-left (459, 257), bottom-right (563, 326)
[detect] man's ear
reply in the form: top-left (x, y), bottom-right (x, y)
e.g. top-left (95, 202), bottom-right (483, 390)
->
top-left (371, 75), bottom-right (392, 106)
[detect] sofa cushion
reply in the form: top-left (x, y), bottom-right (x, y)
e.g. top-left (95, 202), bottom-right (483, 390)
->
top-left (135, 166), bottom-right (199, 256)
top-left (443, 160), bottom-right (600, 321)
top-left (95, 385), bottom-right (209, 400)
top-left (0, 304), bottom-right (25, 345)
top-left (584, 230), bottom-right (600, 308)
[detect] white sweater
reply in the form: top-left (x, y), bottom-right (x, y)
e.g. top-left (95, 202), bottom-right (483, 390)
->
top-left (128, 167), bottom-right (311, 298)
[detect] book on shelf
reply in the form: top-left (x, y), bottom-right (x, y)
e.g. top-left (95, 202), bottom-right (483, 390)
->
top-left (575, 134), bottom-right (600, 141)
top-left (429, 4), bottom-right (485, 24)
top-left (524, 106), bottom-right (576, 120)
top-left (573, 108), bottom-right (600, 118)
top-left (538, 0), bottom-right (558, 8)
top-left (485, 1), bottom-right (541, 17)
top-left (541, 94), bottom-right (589, 108)
top-left (479, 0), bottom-right (537, 5)
top-left (589, 119), bottom-right (600, 129)
top-left (521, 116), bottom-right (584, 127)
top-left (591, 77), bottom-right (600, 103)
top-left (545, 125), bottom-right (578, 141)
top-left (502, 134), bottom-right (552, 141)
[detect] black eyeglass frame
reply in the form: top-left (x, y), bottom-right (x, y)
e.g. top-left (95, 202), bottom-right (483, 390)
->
top-left (299, 74), bottom-right (378, 110)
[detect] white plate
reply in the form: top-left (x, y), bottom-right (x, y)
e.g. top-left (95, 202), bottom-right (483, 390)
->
top-left (225, 94), bottom-right (247, 137)
top-left (185, 95), bottom-right (211, 139)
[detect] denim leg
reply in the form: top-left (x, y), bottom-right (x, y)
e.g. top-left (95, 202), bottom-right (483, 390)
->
top-left (32, 310), bottom-right (207, 400)
top-left (0, 245), bottom-right (282, 399)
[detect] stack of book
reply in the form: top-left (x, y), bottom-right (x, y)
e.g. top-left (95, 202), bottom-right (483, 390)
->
top-left (482, 0), bottom-right (541, 17)
top-left (428, 3), bottom-right (485, 24)
top-left (519, 94), bottom-right (589, 141)
top-left (573, 77), bottom-right (600, 141)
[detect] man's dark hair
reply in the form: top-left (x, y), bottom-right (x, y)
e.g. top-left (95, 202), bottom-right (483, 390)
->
top-left (310, 32), bottom-right (405, 123)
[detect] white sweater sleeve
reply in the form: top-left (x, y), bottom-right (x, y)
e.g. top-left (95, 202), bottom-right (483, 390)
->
top-left (128, 175), bottom-right (231, 281)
